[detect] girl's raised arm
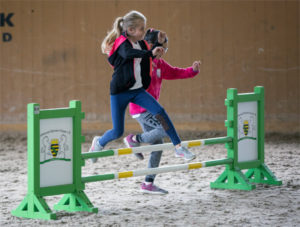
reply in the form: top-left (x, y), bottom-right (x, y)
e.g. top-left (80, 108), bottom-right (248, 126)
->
top-left (118, 42), bottom-right (163, 59)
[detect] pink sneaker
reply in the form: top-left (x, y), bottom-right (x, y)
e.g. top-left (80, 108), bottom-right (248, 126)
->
top-left (140, 182), bottom-right (168, 195)
top-left (123, 134), bottom-right (144, 160)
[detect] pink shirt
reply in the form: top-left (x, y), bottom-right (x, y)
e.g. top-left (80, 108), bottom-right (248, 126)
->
top-left (129, 58), bottom-right (199, 115)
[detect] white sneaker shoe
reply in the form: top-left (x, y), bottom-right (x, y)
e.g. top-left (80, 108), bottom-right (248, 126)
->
top-left (88, 136), bottom-right (103, 163)
top-left (175, 146), bottom-right (196, 161)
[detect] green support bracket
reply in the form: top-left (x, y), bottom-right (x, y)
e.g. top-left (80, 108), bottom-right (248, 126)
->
top-left (225, 142), bottom-right (233, 149)
top-left (54, 190), bottom-right (98, 213)
top-left (225, 99), bottom-right (233, 106)
top-left (11, 193), bottom-right (56, 220)
top-left (210, 167), bottom-right (256, 191)
top-left (225, 120), bottom-right (233, 128)
top-left (245, 164), bottom-right (282, 185)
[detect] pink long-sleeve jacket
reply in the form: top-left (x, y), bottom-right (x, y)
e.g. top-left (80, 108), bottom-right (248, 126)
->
top-left (129, 58), bottom-right (199, 115)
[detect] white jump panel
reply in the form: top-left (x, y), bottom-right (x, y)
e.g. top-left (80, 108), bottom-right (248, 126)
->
top-left (39, 117), bottom-right (73, 187)
top-left (237, 101), bottom-right (258, 162)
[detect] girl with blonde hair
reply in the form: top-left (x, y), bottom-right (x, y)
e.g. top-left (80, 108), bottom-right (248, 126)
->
top-left (89, 10), bottom-right (196, 164)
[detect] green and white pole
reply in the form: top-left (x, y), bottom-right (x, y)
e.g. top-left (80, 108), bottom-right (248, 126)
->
top-left (82, 159), bottom-right (233, 183)
top-left (81, 137), bottom-right (232, 160)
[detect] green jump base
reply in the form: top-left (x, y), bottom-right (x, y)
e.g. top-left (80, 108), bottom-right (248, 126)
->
top-left (54, 190), bottom-right (98, 213)
top-left (210, 168), bottom-right (255, 191)
top-left (11, 193), bottom-right (56, 220)
top-left (245, 164), bottom-right (282, 185)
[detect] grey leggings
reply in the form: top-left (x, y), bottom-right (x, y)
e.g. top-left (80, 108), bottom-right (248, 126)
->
top-left (135, 111), bottom-right (168, 183)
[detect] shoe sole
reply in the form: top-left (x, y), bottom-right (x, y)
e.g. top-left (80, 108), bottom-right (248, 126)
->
top-left (140, 189), bottom-right (168, 195)
top-left (175, 153), bottom-right (196, 161)
top-left (123, 138), bottom-right (144, 160)
top-left (90, 156), bottom-right (98, 163)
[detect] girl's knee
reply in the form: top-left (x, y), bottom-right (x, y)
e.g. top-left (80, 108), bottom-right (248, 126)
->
top-left (112, 129), bottom-right (124, 140)
top-left (156, 107), bottom-right (166, 115)
top-left (152, 138), bottom-right (164, 144)
top-left (155, 110), bottom-right (170, 131)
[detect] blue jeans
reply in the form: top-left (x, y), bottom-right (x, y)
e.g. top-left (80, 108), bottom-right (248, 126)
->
top-left (99, 88), bottom-right (181, 147)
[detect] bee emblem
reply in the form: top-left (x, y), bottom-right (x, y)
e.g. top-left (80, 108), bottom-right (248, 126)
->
top-left (243, 120), bottom-right (249, 136)
top-left (50, 139), bottom-right (59, 158)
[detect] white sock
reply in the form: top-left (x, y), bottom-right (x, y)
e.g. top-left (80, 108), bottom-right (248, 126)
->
top-left (145, 181), bottom-right (152, 185)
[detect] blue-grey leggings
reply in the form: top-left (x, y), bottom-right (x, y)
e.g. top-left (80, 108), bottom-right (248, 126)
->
top-left (99, 88), bottom-right (180, 148)
top-left (135, 111), bottom-right (168, 183)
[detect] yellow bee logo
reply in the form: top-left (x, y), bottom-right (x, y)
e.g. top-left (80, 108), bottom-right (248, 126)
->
top-left (243, 120), bottom-right (249, 136)
top-left (50, 139), bottom-right (59, 158)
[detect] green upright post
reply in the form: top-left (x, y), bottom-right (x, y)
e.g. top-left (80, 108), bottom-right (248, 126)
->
top-left (244, 87), bottom-right (282, 185)
top-left (54, 101), bottom-right (98, 214)
top-left (11, 103), bottom-right (57, 220)
top-left (210, 88), bottom-right (254, 190)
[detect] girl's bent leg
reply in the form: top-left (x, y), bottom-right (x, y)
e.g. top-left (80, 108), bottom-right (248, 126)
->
top-left (135, 112), bottom-right (167, 144)
top-left (132, 90), bottom-right (181, 146)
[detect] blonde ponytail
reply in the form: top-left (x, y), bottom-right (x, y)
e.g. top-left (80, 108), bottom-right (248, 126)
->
top-left (101, 11), bottom-right (147, 55)
top-left (101, 17), bottom-right (124, 54)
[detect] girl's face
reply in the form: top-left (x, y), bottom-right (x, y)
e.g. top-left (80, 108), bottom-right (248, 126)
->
top-left (128, 20), bottom-right (146, 42)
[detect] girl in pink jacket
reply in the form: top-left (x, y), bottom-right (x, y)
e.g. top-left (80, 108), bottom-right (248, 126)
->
top-left (124, 29), bottom-right (201, 194)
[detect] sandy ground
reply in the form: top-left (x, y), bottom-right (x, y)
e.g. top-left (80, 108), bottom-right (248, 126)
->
top-left (0, 132), bottom-right (299, 227)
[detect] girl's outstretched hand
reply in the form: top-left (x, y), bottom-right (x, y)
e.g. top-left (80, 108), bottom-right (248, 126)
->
top-left (152, 47), bottom-right (164, 58)
top-left (192, 60), bottom-right (202, 72)
top-left (158, 31), bottom-right (166, 44)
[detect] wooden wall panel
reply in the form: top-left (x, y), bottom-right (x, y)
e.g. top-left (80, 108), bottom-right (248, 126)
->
top-left (286, 1), bottom-right (299, 124)
top-left (0, 0), bottom-right (299, 133)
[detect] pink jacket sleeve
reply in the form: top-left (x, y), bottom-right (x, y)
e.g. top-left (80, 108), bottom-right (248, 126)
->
top-left (160, 59), bottom-right (199, 80)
